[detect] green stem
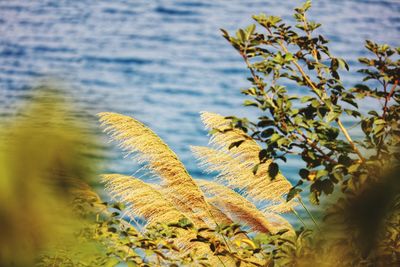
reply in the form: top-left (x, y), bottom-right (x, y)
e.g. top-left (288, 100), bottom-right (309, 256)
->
top-left (291, 208), bottom-right (307, 228)
top-left (208, 209), bottom-right (229, 267)
top-left (298, 197), bottom-right (320, 230)
top-left (217, 256), bottom-right (228, 267)
top-left (207, 209), bottom-right (234, 253)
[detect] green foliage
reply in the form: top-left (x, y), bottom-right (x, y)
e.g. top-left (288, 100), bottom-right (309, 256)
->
top-left (217, 0), bottom-right (400, 265)
top-left (220, 0), bottom-right (400, 204)
top-left (44, 200), bottom-right (293, 267)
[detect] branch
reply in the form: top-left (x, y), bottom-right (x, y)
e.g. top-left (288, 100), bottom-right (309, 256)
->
top-left (274, 35), bottom-right (365, 162)
top-left (297, 130), bottom-right (338, 165)
top-left (377, 79), bottom-right (398, 158)
top-left (382, 79), bottom-right (398, 119)
top-left (241, 39), bottom-right (338, 165)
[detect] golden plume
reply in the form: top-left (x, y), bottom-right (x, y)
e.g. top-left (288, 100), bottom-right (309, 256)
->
top-left (191, 145), bottom-right (295, 212)
top-left (102, 174), bottom-right (188, 226)
top-left (208, 203), bottom-right (234, 226)
top-left (191, 146), bottom-right (253, 189)
top-left (200, 111), bottom-right (260, 164)
top-left (98, 112), bottom-right (210, 224)
top-left (195, 111), bottom-right (297, 213)
top-left (196, 180), bottom-right (292, 234)
top-left (102, 174), bottom-right (226, 264)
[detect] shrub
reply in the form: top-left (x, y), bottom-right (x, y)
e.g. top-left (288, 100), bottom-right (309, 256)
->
top-left (220, 1), bottom-right (399, 205)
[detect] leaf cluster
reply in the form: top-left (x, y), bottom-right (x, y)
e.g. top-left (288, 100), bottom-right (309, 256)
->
top-left (221, 0), bottom-right (400, 204)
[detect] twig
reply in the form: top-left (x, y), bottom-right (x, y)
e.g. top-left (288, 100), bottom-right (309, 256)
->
top-left (382, 80), bottom-right (398, 119)
top-left (275, 33), bottom-right (365, 162)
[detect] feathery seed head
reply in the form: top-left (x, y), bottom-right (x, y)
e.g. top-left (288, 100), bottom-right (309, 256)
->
top-left (197, 180), bottom-right (292, 233)
top-left (196, 111), bottom-right (298, 213)
top-left (102, 174), bottom-right (188, 226)
top-left (98, 112), bottom-right (211, 224)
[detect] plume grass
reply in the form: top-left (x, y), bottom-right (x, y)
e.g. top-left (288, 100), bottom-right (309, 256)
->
top-left (195, 111), bottom-right (297, 213)
top-left (102, 174), bottom-right (188, 226)
top-left (99, 112), bottom-right (296, 236)
top-left (98, 112), bottom-right (210, 224)
top-left (197, 180), bottom-right (293, 234)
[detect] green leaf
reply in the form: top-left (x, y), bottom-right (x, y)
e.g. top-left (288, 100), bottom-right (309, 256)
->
top-left (338, 58), bottom-right (349, 71)
top-left (299, 168), bottom-right (310, 179)
top-left (348, 163), bottom-right (360, 173)
top-left (257, 119), bottom-right (274, 127)
top-left (338, 155), bottom-right (352, 167)
top-left (246, 24), bottom-right (256, 37)
top-left (316, 169), bottom-right (328, 178)
top-left (259, 149), bottom-right (268, 161)
top-left (311, 99), bottom-right (320, 108)
top-left (126, 262), bottom-right (137, 267)
top-left (243, 100), bottom-right (258, 107)
top-left (321, 179), bottom-right (334, 195)
top-left (330, 58), bottom-right (339, 72)
top-left (287, 180), bottom-right (303, 202)
top-left (277, 137), bottom-right (288, 147)
top-left (303, 0), bottom-right (312, 11)
top-left (252, 163), bottom-right (260, 175)
top-left (326, 110), bottom-right (341, 122)
top-left (270, 133), bottom-right (281, 143)
top-left (287, 187), bottom-right (302, 202)
top-left (229, 140), bottom-right (245, 149)
top-left (268, 162), bottom-right (279, 180)
top-left (261, 128), bottom-right (274, 138)
top-left (237, 29), bottom-right (246, 42)
top-left (285, 52), bottom-right (294, 62)
top-left (220, 28), bottom-right (230, 39)
top-left (373, 123), bottom-right (385, 136)
top-left (344, 109), bottom-right (361, 117)
top-left (361, 119), bottom-right (372, 133)
top-left (309, 191), bottom-right (319, 205)
top-left (301, 96), bottom-right (315, 103)
top-left (374, 119), bottom-right (386, 125)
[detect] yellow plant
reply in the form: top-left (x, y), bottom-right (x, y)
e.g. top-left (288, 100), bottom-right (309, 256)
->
top-left (197, 180), bottom-right (293, 234)
top-left (193, 112), bottom-right (298, 213)
top-left (103, 174), bottom-right (189, 226)
top-left (98, 112), bottom-right (296, 237)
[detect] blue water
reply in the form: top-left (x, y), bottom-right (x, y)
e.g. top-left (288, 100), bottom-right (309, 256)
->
top-left (0, 0), bottom-right (399, 183)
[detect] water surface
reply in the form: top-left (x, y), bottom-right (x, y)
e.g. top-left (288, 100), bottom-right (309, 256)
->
top-left (1, 0), bottom-right (399, 181)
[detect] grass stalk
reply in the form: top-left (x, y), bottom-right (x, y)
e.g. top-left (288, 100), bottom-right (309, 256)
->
top-left (291, 208), bottom-right (307, 229)
top-left (298, 197), bottom-right (320, 230)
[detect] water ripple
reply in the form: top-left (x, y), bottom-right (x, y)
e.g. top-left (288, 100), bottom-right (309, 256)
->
top-left (0, 0), bottom-right (399, 180)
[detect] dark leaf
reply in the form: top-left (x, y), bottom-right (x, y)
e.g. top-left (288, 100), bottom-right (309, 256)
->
top-left (229, 140), bottom-right (245, 150)
top-left (268, 162), bottom-right (279, 179)
top-left (299, 169), bottom-right (310, 179)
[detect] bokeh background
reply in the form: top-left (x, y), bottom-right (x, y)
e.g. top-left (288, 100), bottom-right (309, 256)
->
top-left (1, 0), bottom-right (399, 181)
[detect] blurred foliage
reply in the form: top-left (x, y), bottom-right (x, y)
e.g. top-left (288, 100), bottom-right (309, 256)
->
top-left (0, 86), bottom-right (105, 266)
